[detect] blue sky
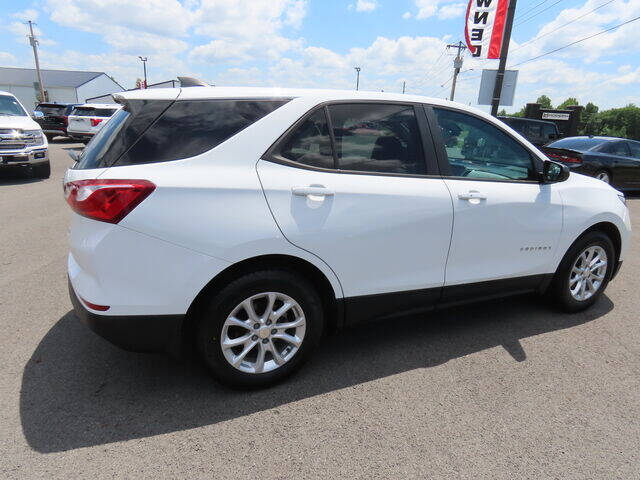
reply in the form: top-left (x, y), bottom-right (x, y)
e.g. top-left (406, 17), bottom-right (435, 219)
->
top-left (1, 0), bottom-right (639, 112)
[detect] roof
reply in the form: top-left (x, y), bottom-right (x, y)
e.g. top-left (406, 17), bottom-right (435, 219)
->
top-left (0, 67), bottom-right (117, 88)
top-left (75, 103), bottom-right (122, 109)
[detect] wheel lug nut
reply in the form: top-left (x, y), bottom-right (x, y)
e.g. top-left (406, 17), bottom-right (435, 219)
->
top-left (253, 323), bottom-right (260, 329)
top-left (266, 320), bottom-right (272, 326)
top-left (271, 329), bottom-right (277, 334)
top-left (262, 339), bottom-right (268, 344)
top-left (252, 335), bottom-right (258, 341)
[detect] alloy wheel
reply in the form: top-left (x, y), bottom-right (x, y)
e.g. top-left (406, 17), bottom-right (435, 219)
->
top-left (569, 246), bottom-right (608, 301)
top-left (220, 292), bottom-right (306, 374)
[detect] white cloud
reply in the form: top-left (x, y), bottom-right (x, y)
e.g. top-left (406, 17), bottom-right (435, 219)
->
top-left (413, 0), bottom-right (466, 20)
top-left (402, 11), bottom-right (412, 20)
top-left (351, 0), bottom-right (379, 12)
top-left (7, 20), bottom-right (56, 46)
top-left (438, 3), bottom-right (466, 20)
top-left (12, 9), bottom-right (39, 21)
top-left (0, 52), bottom-right (17, 64)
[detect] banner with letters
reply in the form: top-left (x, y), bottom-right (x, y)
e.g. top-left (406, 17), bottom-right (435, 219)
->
top-left (464, 0), bottom-right (509, 59)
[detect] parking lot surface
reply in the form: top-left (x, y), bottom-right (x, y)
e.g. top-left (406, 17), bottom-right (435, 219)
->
top-left (1, 142), bottom-right (639, 479)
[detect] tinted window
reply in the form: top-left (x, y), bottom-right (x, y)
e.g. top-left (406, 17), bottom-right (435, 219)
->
top-left (116, 99), bottom-right (289, 166)
top-left (542, 123), bottom-right (557, 138)
top-left (628, 142), bottom-right (640, 159)
top-left (328, 103), bottom-right (425, 174)
top-left (75, 100), bottom-right (172, 169)
top-left (36, 104), bottom-right (66, 116)
top-left (433, 108), bottom-right (535, 181)
top-left (72, 107), bottom-right (118, 117)
top-left (0, 95), bottom-right (27, 117)
top-left (278, 108), bottom-right (334, 168)
top-left (601, 141), bottom-right (631, 157)
top-left (546, 137), bottom-right (603, 151)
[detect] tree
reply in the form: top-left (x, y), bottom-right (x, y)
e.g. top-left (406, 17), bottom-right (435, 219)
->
top-left (557, 97), bottom-right (579, 110)
top-left (579, 102), bottom-right (600, 136)
top-left (535, 95), bottom-right (553, 109)
top-left (498, 109), bottom-right (507, 116)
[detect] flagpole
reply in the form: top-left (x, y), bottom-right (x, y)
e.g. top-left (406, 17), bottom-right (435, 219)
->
top-left (490, 0), bottom-right (517, 116)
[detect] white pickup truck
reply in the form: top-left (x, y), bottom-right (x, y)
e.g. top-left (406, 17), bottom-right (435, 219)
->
top-left (0, 90), bottom-right (49, 178)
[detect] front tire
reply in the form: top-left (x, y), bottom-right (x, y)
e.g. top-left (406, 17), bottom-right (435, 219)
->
top-left (549, 231), bottom-right (614, 312)
top-left (196, 270), bottom-right (324, 388)
top-left (32, 161), bottom-right (50, 179)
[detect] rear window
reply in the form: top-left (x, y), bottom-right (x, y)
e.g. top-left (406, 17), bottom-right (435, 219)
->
top-left (72, 107), bottom-right (118, 117)
top-left (114, 99), bottom-right (289, 166)
top-left (36, 104), bottom-right (66, 116)
top-left (546, 137), bottom-right (604, 151)
top-left (75, 98), bottom-right (289, 169)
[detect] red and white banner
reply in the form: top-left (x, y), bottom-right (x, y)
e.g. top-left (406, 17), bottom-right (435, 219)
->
top-left (464, 0), bottom-right (509, 59)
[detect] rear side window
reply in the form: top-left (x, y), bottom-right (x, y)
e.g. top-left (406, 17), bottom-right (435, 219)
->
top-left (628, 142), bottom-right (640, 159)
top-left (115, 99), bottom-right (289, 166)
top-left (279, 108), bottom-right (334, 169)
top-left (328, 104), bottom-right (426, 175)
top-left (601, 141), bottom-right (631, 157)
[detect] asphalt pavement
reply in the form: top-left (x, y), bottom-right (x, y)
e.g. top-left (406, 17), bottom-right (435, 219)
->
top-left (1, 142), bottom-right (639, 479)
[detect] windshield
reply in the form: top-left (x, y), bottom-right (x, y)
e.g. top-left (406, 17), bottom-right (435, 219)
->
top-left (546, 137), bottom-right (604, 151)
top-left (0, 95), bottom-right (28, 117)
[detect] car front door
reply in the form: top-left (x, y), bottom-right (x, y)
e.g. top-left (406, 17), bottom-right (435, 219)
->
top-left (427, 106), bottom-right (564, 302)
top-left (257, 102), bottom-right (453, 321)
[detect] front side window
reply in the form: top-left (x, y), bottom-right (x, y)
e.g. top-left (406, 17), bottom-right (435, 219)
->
top-left (433, 108), bottom-right (536, 181)
top-left (279, 108), bottom-right (334, 169)
top-left (328, 103), bottom-right (426, 175)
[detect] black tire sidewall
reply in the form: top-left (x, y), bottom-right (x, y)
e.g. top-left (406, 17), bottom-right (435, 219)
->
top-left (196, 270), bottom-right (324, 388)
top-left (553, 231), bottom-right (614, 312)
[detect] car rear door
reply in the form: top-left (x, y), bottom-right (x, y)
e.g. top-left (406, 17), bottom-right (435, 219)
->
top-left (426, 105), bottom-right (563, 302)
top-left (258, 102), bottom-right (454, 321)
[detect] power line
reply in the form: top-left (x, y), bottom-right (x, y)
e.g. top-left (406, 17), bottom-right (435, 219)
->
top-left (511, 0), bottom-right (616, 52)
top-left (510, 14), bottom-right (640, 67)
top-left (515, 0), bottom-right (549, 20)
top-left (514, 0), bottom-right (563, 27)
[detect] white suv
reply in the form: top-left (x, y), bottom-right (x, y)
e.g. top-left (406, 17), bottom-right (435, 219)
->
top-left (64, 87), bottom-right (630, 388)
top-left (67, 103), bottom-right (121, 143)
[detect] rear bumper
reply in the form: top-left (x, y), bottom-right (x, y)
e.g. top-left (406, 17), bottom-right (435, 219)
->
top-left (69, 279), bottom-right (184, 354)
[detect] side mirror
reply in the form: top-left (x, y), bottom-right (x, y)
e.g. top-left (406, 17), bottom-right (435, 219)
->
top-left (32, 110), bottom-right (44, 118)
top-left (542, 160), bottom-right (570, 183)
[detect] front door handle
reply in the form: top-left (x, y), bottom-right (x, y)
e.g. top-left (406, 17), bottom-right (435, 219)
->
top-left (458, 191), bottom-right (487, 201)
top-left (292, 186), bottom-right (335, 197)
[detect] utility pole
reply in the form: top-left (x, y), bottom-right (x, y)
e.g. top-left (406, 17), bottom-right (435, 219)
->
top-left (446, 41), bottom-right (466, 101)
top-left (27, 21), bottom-right (46, 103)
top-left (490, 0), bottom-right (517, 117)
top-left (138, 56), bottom-right (148, 88)
top-left (402, 81), bottom-right (406, 94)
top-left (354, 66), bottom-right (361, 91)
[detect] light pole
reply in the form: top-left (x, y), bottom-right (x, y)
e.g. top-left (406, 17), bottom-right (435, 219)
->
top-left (138, 56), bottom-right (148, 88)
top-left (354, 66), bottom-right (361, 91)
top-left (27, 21), bottom-right (46, 103)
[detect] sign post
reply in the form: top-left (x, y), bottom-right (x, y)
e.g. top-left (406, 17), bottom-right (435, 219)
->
top-left (490, 0), bottom-right (517, 116)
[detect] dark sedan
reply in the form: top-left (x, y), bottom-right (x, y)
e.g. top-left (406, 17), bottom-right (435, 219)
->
top-left (542, 136), bottom-right (640, 190)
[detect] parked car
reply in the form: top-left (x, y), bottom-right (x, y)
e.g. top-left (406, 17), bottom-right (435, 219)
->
top-left (64, 87), bottom-right (630, 388)
top-left (0, 90), bottom-right (49, 178)
top-left (66, 103), bottom-right (121, 143)
top-left (33, 102), bottom-right (79, 140)
top-left (542, 136), bottom-right (640, 189)
top-left (498, 116), bottom-right (560, 146)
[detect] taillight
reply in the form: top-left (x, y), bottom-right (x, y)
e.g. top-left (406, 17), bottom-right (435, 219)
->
top-left (546, 152), bottom-right (582, 164)
top-left (63, 179), bottom-right (155, 224)
top-left (90, 118), bottom-right (103, 127)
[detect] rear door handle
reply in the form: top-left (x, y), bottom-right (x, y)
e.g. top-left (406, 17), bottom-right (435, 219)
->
top-left (292, 186), bottom-right (335, 197)
top-left (458, 191), bottom-right (487, 200)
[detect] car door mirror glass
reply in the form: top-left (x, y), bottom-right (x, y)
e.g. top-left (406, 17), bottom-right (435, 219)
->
top-left (543, 160), bottom-right (569, 183)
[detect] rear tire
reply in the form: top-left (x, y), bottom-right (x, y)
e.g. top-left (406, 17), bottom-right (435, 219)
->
top-left (196, 270), bottom-right (324, 389)
top-left (32, 161), bottom-right (50, 179)
top-left (549, 231), bottom-right (614, 312)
